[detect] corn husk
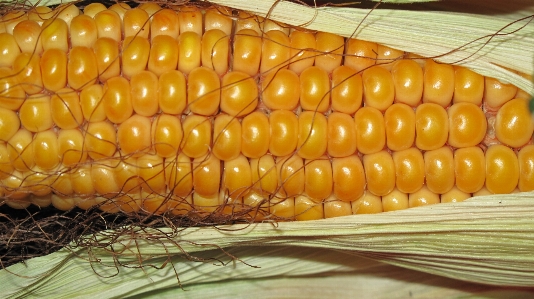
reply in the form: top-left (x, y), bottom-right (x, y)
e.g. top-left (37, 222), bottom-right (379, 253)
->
top-left (2, 0), bottom-right (534, 297)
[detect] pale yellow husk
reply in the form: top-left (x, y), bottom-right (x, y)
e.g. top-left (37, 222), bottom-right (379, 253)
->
top-left (2, 0), bottom-right (534, 298)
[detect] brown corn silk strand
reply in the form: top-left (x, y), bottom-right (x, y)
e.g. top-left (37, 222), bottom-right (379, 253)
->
top-left (0, 0), bottom-right (532, 290)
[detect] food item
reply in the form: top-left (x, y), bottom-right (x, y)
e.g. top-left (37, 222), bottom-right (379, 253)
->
top-left (0, 2), bottom-right (532, 222)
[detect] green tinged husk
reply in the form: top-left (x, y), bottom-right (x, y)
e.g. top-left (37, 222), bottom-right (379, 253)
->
top-left (2, 0), bottom-right (534, 297)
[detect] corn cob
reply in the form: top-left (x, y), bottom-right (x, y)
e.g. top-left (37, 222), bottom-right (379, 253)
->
top-left (0, 2), bottom-right (533, 223)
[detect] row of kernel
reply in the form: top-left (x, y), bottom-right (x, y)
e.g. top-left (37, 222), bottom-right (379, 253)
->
top-left (5, 143), bottom-right (533, 215)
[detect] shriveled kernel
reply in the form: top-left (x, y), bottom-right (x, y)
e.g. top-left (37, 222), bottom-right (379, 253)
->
top-left (181, 115), bottom-right (211, 158)
top-left (19, 95), bottom-right (53, 132)
top-left (0, 107), bottom-right (20, 141)
top-left (102, 76), bottom-right (133, 124)
top-left (448, 102), bottom-right (487, 148)
top-left (158, 70), bottom-right (186, 115)
top-left (233, 29), bottom-right (261, 76)
top-left (188, 66), bottom-right (220, 116)
top-left (80, 84), bottom-right (106, 122)
top-left (352, 192), bottom-right (383, 214)
top-left (213, 114), bottom-right (242, 161)
top-left (393, 148), bottom-right (425, 194)
top-left (13, 20), bottom-right (43, 55)
top-left (331, 66), bottom-right (362, 114)
top-left (332, 155), bottom-right (365, 202)
top-left (165, 153), bottom-right (193, 197)
top-left (204, 7), bottom-right (233, 35)
top-left (441, 186), bottom-right (471, 203)
top-left (261, 69), bottom-right (300, 110)
top-left (454, 146), bottom-right (485, 194)
top-left (315, 32), bottom-right (344, 73)
top-left (123, 8), bottom-right (150, 39)
top-left (58, 129), bottom-right (87, 167)
top-left (384, 103), bottom-right (415, 151)
top-left (485, 145), bottom-right (519, 194)
top-left (250, 155), bottom-right (277, 195)
top-left (354, 106), bottom-right (386, 155)
top-left (276, 155), bottom-right (304, 197)
top-left (147, 35), bottom-right (179, 77)
top-left (94, 37), bottom-right (121, 83)
top-left (94, 9), bottom-right (122, 42)
top-left (344, 39), bottom-right (377, 73)
top-left (152, 114), bottom-right (183, 158)
top-left (223, 154), bottom-right (252, 200)
top-left (518, 145), bottom-right (534, 192)
top-left (7, 128), bottom-right (34, 171)
top-left (297, 111), bottom-right (328, 160)
top-left (151, 9), bottom-right (180, 40)
top-left (453, 66), bottom-right (484, 105)
top-left (201, 29), bottom-right (230, 76)
top-left (362, 66), bottom-right (395, 111)
top-left (41, 18), bottom-right (69, 52)
top-left (484, 77), bottom-right (518, 108)
top-left (261, 30), bottom-right (290, 74)
top-left (70, 15), bottom-right (98, 48)
top-left (415, 103), bottom-right (449, 151)
top-left (32, 130), bottom-right (59, 170)
top-left (130, 70), bottom-right (159, 116)
top-left (409, 186), bottom-right (440, 208)
top-left (363, 150), bottom-right (395, 196)
top-left (138, 154), bottom-right (166, 193)
top-left (327, 112), bottom-right (357, 158)
top-left (193, 154), bottom-right (221, 197)
top-left (122, 36), bottom-right (150, 79)
top-left (304, 158), bottom-right (333, 201)
top-left (288, 30), bottom-right (316, 75)
top-left (221, 71), bottom-right (258, 117)
top-left (85, 121), bottom-right (117, 160)
top-left (300, 66), bottom-right (330, 112)
top-left (241, 112), bottom-right (270, 159)
top-left (40, 49), bottom-right (67, 92)
top-left (50, 88), bottom-right (84, 129)
top-left (178, 7), bottom-right (203, 35)
top-left (382, 188), bottom-right (409, 212)
top-left (178, 31), bottom-right (202, 75)
top-left (391, 60), bottom-right (424, 106)
top-left (117, 114), bottom-right (152, 156)
top-left (13, 53), bottom-right (43, 95)
top-left (424, 146), bottom-right (454, 194)
top-left (295, 195), bottom-right (324, 221)
top-left (423, 59), bottom-right (454, 107)
top-left (269, 110), bottom-right (298, 157)
top-left (495, 98), bottom-right (534, 148)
